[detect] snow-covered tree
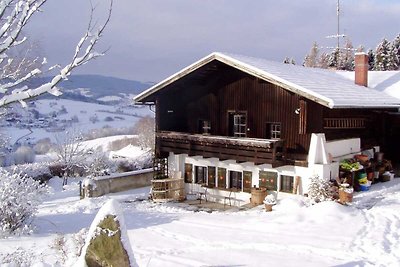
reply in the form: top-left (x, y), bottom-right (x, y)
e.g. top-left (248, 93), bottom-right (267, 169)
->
top-left (393, 34), bottom-right (400, 69)
top-left (387, 43), bottom-right (399, 70)
top-left (303, 41), bottom-right (320, 68)
top-left (134, 116), bottom-right (155, 151)
top-left (0, 168), bottom-right (47, 237)
top-left (54, 130), bottom-right (89, 186)
top-left (367, 49), bottom-right (375, 70)
top-left (327, 48), bottom-right (340, 69)
top-left (374, 38), bottom-right (391, 71)
top-left (338, 38), bottom-right (355, 71)
top-left (0, 0), bottom-right (113, 107)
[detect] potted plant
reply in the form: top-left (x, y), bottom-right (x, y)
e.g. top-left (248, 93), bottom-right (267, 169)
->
top-left (338, 183), bottom-right (353, 204)
top-left (263, 194), bottom-right (276, 212)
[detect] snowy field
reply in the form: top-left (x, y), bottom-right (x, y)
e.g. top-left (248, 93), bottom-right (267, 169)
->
top-left (3, 98), bottom-right (152, 144)
top-left (1, 178), bottom-right (399, 266)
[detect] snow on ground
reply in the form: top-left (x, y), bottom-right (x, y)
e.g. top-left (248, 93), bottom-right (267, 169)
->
top-left (0, 178), bottom-right (400, 266)
top-left (4, 98), bottom-right (151, 144)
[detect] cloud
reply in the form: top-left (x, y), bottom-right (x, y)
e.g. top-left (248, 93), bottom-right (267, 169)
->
top-left (25, 0), bottom-right (400, 82)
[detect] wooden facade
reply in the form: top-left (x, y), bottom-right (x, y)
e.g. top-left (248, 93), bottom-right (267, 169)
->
top-left (143, 60), bottom-right (396, 165)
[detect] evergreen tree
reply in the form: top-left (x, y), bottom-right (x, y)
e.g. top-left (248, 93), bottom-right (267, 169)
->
top-left (367, 49), bottom-right (375, 70)
top-left (387, 43), bottom-right (399, 70)
top-left (327, 48), bottom-right (340, 69)
top-left (283, 57), bottom-right (290, 64)
top-left (374, 38), bottom-right (390, 71)
top-left (392, 34), bottom-right (400, 70)
top-left (318, 52), bottom-right (329, 69)
top-left (339, 38), bottom-right (355, 71)
top-left (290, 58), bottom-right (296, 65)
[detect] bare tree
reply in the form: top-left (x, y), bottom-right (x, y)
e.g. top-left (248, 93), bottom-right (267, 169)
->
top-left (54, 130), bottom-right (89, 186)
top-left (0, 0), bottom-right (113, 107)
top-left (134, 116), bottom-right (155, 151)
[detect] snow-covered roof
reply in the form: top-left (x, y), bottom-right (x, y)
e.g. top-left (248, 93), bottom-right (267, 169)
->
top-left (134, 52), bottom-right (400, 109)
top-left (336, 70), bottom-right (400, 101)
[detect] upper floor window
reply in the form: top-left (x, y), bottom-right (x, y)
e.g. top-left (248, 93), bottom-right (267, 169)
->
top-left (198, 120), bottom-right (211, 134)
top-left (266, 122), bottom-right (281, 139)
top-left (228, 112), bottom-right (247, 137)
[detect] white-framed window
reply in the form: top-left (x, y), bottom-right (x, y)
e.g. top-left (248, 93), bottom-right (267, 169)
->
top-left (266, 122), bottom-right (281, 139)
top-left (233, 114), bottom-right (246, 137)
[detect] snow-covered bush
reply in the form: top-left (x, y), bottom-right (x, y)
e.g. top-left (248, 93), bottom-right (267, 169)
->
top-left (13, 145), bottom-right (35, 165)
top-left (7, 162), bottom-right (52, 183)
top-left (307, 175), bottom-right (333, 203)
top-left (0, 169), bottom-right (47, 238)
top-left (0, 247), bottom-right (36, 266)
top-left (85, 151), bottom-right (111, 177)
top-left (34, 138), bottom-right (54, 155)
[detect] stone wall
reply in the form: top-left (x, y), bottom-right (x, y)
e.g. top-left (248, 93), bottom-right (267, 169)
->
top-left (83, 169), bottom-right (153, 198)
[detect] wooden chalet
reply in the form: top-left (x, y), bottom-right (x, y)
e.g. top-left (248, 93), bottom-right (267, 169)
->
top-left (134, 52), bottom-right (400, 204)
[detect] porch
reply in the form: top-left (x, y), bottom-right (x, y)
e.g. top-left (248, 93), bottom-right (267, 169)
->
top-left (156, 131), bottom-right (286, 167)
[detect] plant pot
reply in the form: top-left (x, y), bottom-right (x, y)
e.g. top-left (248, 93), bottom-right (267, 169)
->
top-left (264, 203), bottom-right (273, 212)
top-left (339, 190), bottom-right (353, 203)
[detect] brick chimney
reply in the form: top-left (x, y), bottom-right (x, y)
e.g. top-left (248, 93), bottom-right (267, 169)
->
top-left (355, 52), bottom-right (368, 87)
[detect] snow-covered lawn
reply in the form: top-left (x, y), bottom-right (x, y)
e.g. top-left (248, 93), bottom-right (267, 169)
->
top-left (1, 178), bottom-right (400, 266)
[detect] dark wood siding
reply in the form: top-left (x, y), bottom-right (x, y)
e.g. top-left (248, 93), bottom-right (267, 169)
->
top-left (155, 60), bottom-right (395, 161)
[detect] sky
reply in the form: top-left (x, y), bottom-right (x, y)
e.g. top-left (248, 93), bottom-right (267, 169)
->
top-left (26, 0), bottom-right (400, 83)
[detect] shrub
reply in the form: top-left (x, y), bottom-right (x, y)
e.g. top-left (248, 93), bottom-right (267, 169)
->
top-left (8, 162), bottom-right (52, 183)
top-left (307, 175), bottom-right (334, 203)
top-left (13, 146), bottom-right (35, 165)
top-left (34, 138), bottom-right (54, 155)
top-left (0, 169), bottom-right (47, 238)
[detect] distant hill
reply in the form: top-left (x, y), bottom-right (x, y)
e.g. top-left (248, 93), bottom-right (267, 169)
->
top-left (26, 75), bottom-right (152, 102)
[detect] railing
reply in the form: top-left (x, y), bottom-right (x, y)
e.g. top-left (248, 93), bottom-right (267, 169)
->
top-left (324, 118), bottom-right (366, 129)
top-left (156, 131), bottom-right (285, 166)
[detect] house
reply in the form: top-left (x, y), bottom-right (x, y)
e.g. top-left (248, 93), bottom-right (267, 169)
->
top-left (134, 52), bottom-right (400, 205)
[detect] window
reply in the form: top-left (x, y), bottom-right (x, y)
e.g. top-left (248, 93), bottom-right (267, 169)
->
top-left (184, 164), bottom-right (193, 183)
top-left (229, 171), bottom-right (243, 190)
top-left (266, 122), bottom-right (281, 139)
top-left (199, 119), bottom-right (211, 134)
top-left (243, 171), bottom-right (252, 193)
top-left (228, 112), bottom-right (247, 137)
top-left (280, 175), bottom-right (294, 193)
top-left (195, 166), bottom-right (207, 184)
top-left (217, 167), bottom-right (227, 189)
top-left (259, 171), bottom-right (278, 191)
top-left (207, 167), bottom-right (216, 188)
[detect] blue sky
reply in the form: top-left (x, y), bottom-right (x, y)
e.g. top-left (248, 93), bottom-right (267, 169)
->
top-left (26, 0), bottom-right (400, 82)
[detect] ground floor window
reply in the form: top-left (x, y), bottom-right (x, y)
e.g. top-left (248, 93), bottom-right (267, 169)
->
top-left (217, 167), bottom-right (226, 189)
top-left (259, 171), bottom-right (278, 191)
top-left (229, 171), bottom-right (243, 190)
top-left (207, 167), bottom-right (216, 188)
top-left (280, 175), bottom-right (294, 193)
top-left (185, 163), bottom-right (193, 183)
top-left (243, 171), bottom-right (252, 193)
top-left (195, 166), bottom-right (207, 184)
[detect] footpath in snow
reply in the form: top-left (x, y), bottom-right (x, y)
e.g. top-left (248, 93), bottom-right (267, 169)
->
top-left (0, 178), bottom-right (399, 266)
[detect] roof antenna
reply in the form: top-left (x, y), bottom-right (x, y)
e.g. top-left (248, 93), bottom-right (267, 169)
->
top-left (325, 0), bottom-right (347, 68)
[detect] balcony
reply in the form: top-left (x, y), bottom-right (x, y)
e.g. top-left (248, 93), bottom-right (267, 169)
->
top-left (156, 131), bottom-right (285, 166)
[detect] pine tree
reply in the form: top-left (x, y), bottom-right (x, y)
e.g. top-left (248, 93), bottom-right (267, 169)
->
top-left (327, 48), bottom-right (340, 69)
top-left (387, 43), bottom-right (399, 70)
top-left (374, 38), bottom-right (390, 71)
top-left (339, 39), bottom-right (355, 71)
top-left (392, 34), bottom-right (400, 70)
top-left (290, 58), bottom-right (296, 65)
top-left (367, 49), bottom-right (375, 70)
top-left (318, 52), bottom-right (329, 69)
top-left (283, 57), bottom-right (290, 64)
